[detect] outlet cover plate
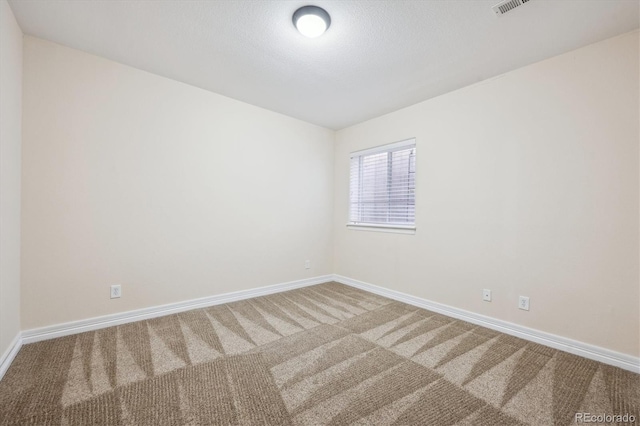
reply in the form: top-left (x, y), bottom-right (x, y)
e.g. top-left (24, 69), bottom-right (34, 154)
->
top-left (110, 284), bottom-right (122, 299)
top-left (482, 289), bottom-right (492, 302)
top-left (519, 296), bottom-right (530, 311)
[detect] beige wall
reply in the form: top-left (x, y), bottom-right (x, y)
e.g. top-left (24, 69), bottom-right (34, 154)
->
top-left (17, 29), bottom-right (640, 359)
top-left (333, 31), bottom-right (639, 357)
top-left (21, 37), bottom-right (334, 329)
top-left (0, 0), bottom-right (22, 355)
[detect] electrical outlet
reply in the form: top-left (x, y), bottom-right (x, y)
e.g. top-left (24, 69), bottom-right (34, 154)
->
top-left (482, 289), bottom-right (492, 302)
top-left (518, 296), bottom-right (529, 311)
top-left (304, 260), bottom-right (311, 269)
top-left (110, 284), bottom-right (122, 299)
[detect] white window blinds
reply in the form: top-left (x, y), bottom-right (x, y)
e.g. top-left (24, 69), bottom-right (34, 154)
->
top-left (349, 139), bottom-right (416, 228)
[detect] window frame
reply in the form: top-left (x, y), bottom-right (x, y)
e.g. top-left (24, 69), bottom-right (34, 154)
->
top-left (347, 138), bottom-right (416, 234)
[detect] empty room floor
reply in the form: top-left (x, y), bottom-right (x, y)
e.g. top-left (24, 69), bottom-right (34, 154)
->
top-left (0, 282), bottom-right (638, 425)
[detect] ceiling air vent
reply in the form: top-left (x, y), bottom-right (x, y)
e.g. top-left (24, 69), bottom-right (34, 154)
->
top-left (492, 0), bottom-right (531, 16)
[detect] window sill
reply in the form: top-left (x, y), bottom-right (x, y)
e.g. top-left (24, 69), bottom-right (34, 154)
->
top-left (346, 223), bottom-right (416, 235)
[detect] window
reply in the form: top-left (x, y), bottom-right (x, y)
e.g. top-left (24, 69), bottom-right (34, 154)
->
top-left (349, 139), bottom-right (416, 230)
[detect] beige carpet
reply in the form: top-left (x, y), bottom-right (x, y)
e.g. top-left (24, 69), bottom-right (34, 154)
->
top-left (0, 282), bottom-right (638, 425)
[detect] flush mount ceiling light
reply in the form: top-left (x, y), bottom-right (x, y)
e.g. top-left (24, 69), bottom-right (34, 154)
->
top-left (293, 5), bottom-right (331, 38)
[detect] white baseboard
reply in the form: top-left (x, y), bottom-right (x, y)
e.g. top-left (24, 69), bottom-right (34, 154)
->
top-left (5, 273), bottom-right (638, 379)
top-left (20, 274), bottom-right (333, 345)
top-left (333, 274), bottom-right (640, 374)
top-left (0, 332), bottom-right (23, 381)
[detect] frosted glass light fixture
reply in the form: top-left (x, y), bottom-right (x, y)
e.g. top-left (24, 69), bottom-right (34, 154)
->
top-left (293, 6), bottom-right (331, 38)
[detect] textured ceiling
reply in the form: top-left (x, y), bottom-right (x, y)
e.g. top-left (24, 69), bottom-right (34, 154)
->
top-left (8, 0), bottom-right (640, 130)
